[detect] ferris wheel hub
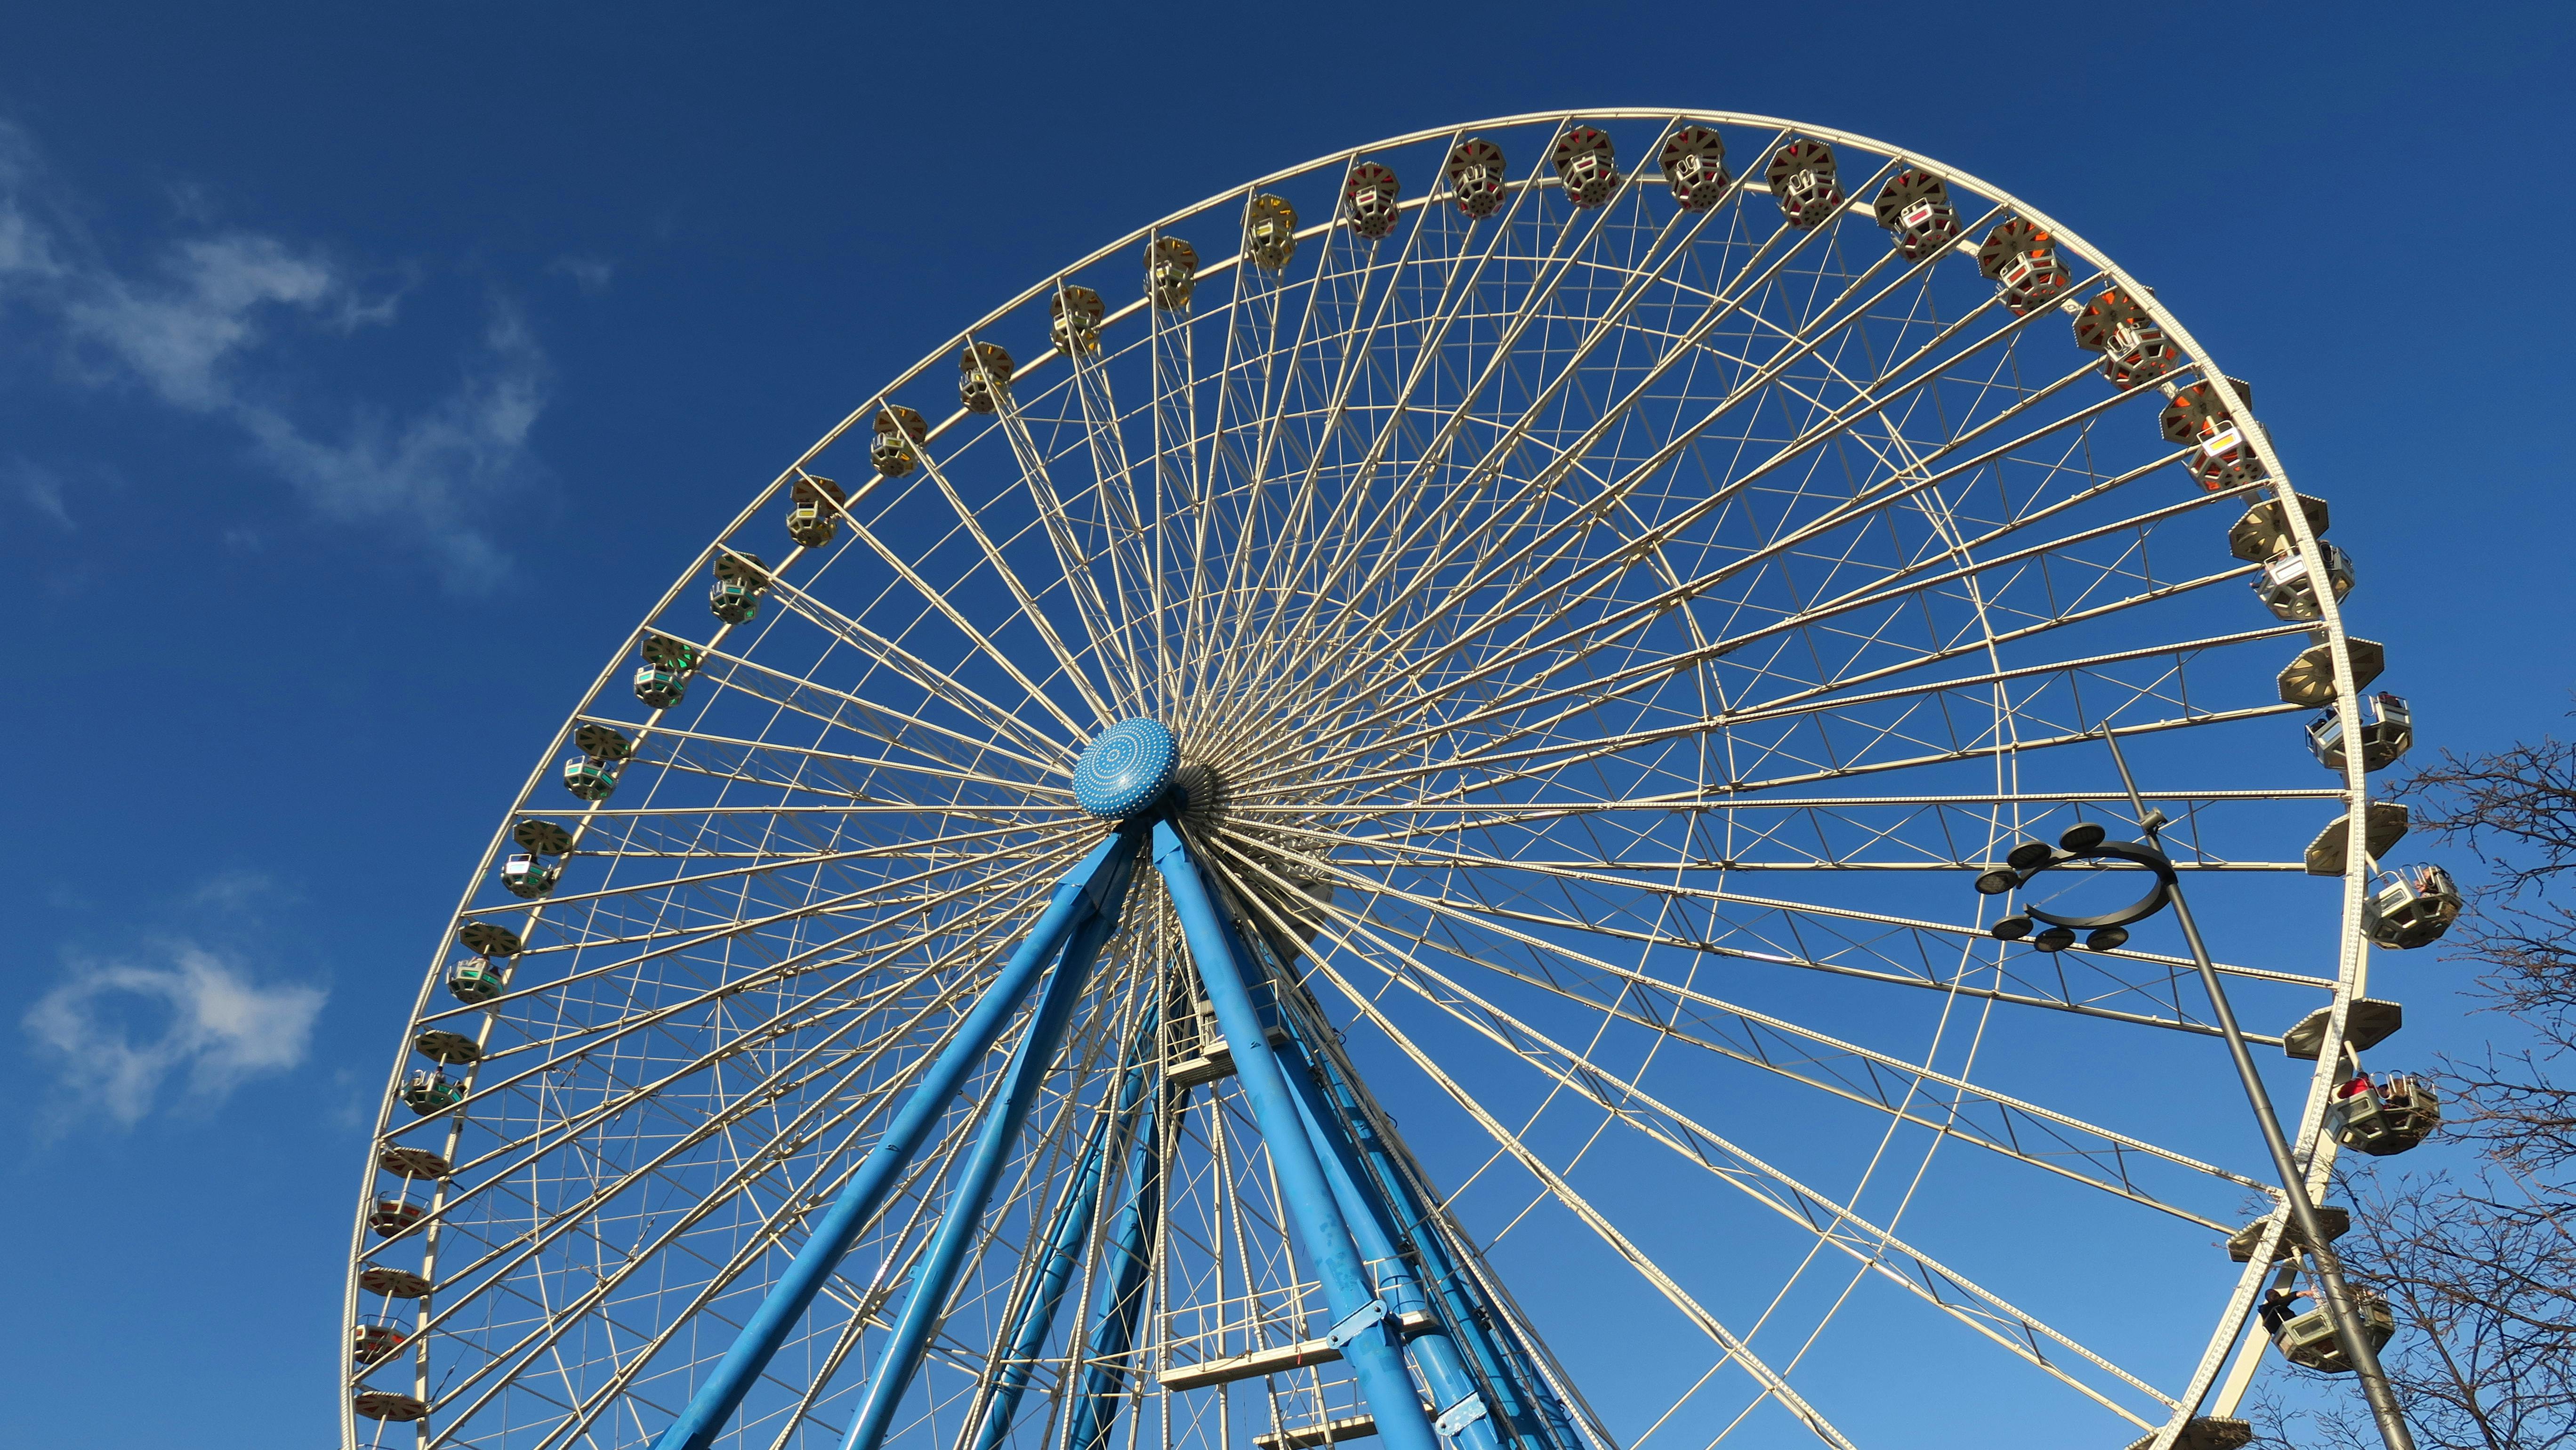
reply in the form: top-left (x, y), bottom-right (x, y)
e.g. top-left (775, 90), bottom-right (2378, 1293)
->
top-left (1073, 718), bottom-right (1180, 819)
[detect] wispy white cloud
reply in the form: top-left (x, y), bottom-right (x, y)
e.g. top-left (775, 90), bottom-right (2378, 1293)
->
top-left (64, 234), bottom-right (353, 407)
top-left (8, 456), bottom-right (73, 529)
top-left (0, 194), bottom-right (59, 280)
top-left (549, 254), bottom-right (616, 294)
top-left (236, 307), bottom-right (546, 588)
top-left (185, 868), bottom-right (280, 911)
top-left (0, 121), bottom-right (63, 283)
top-left (24, 942), bottom-right (326, 1128)
top-left (0, 117), bottom-right (547, 590)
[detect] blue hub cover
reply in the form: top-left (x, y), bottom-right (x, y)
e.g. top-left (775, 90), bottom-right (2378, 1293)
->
top-left (1072, 718), bottom-right (1178, 820)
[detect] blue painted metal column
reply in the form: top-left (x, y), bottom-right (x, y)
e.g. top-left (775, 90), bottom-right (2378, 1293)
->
top-left (1294, 1037), bottom-right (1581, 1450)
top-left (1151, 820), bottom-right (1441, 1450)
top-left (1273, 1035), bottom-right (1503, 1450)
top-left (840, 841), bottom-right (1144, 1450)
top-left (652, 827), bottom-right (1142, 1450)
top-left (1061, 1056), bottom-right (1166, 1450)
top-left (966, 1008), bottom-right (1159, 1450)
top-left (1055, 717), bottom-right (1184, 1450)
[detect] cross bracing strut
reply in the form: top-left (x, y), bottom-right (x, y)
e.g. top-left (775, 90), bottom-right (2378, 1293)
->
top-left (962, 1010), bottom-right (1162, 1450)
top-left (1266, 981), bottom-right (1586, 1450)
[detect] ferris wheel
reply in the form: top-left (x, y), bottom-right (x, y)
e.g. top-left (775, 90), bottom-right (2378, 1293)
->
top-left (343, 111), bottom-right (2462, 1450)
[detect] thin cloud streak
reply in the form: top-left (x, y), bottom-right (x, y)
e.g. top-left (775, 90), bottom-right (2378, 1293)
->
top-left (0, 117), bottom-right (548, 589)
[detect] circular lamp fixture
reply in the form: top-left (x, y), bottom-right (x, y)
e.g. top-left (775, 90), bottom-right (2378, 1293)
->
top-left (1979, 820), bottom-right (2179, 951)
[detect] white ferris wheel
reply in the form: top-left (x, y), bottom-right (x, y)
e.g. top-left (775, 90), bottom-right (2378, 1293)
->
top-left (344, 110), bottom-right (2462, 1450)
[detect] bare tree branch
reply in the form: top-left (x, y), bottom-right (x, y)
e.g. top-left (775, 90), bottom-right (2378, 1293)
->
top-left (2244, 725), bottom-right (2576, 1447)
top-left (2399, 731), bottom-right (2576, 895)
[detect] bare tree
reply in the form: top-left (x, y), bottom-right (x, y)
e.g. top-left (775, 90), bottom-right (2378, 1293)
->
top-left (2260, 1168), bottom-right (2576, 1450)
top-left (2409, 730), bottom-right (2576, 1180)
top-left (2255, 730), bottom-right (2576, 1449)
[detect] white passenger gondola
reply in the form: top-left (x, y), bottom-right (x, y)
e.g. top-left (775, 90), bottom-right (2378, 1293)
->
top-left (2361, 863), bottom-right (2463, 949)
top-left (2330, 1071), bottom-right (2441, 1156)
top-left (1874, 169), bottom-right (1959, 260)
top-left (501, 851), bottom-right (560, 898)
top-left (871, 405), bottom-right (928, 476)
top-left (1147, 237), bottom-right (1199, 308)
top-left (2073, 287), bottom-right (2181, 387)
top-left (785, 475), bottom-right (845, 548)
top-left (1445, 138), bottom-right (1507, 219)
top-left (353, 1322), bottom-right (410, 1365)
top-left (1658, 126), bottom-right (1730, 211)
top-left (1764, 139), bottom-right (1841, 229)
top-left (1050, 286), bottom-right (1105, 354)
top-left (448, 956), bottom-right (507, 1005)
top-left (2253, 541), bottom-right (2357, 621)
top-left (1245, 195), bottom-right (1299, 270)
top-left (708, 551), bottom-right (769, 624)
top-left (2307, 692), bottom-right (2412, 772)
top-left (402, 1068), bottom-right (464, 1116)
top-left (1344, 163), bottom-right (1401, 240)
top-left (1551, 127), bottom-right (1618, 208)
top-left (369, 1197), bottom-right (426, 1238)
top-left (1976, 218), bottom-right (2068, 314)
top-left (2262, 1287), bottom-right (2395, 1373)
top-left (958, 340), bottom-right (1015, 413)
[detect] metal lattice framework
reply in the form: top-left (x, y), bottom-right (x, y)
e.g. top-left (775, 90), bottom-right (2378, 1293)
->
top-left (345, 111), bottom-right (2431, 1450)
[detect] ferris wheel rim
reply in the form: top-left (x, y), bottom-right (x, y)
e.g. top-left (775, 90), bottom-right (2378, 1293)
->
top-left (346, 107), bottom-right (2404, 1450)
top-left (707, 109), bottom-right (2224, 534)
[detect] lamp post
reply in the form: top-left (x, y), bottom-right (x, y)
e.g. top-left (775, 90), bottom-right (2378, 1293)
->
top-left (1974, 728), bottom-right (2414, 1450)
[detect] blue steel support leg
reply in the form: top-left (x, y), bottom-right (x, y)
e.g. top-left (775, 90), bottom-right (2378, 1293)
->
top-left (840, 846), bottom-right (1145, 1450)
top-left (653, 828), bottom-right (1143, 1450)
top-left (1063, 1056), bottom-right (1166, 1450)
top-left (1149, 821), bottom-right (1441, 1450)
top-left (966, 1008), bottom-right (1160, 1450)
top-left (1295, 1038), bottom-right (1581, 1450)
top-left (1475, 1285), bottom-right (1582, 1450)
top-left (1273, 1038), bottom-right (1503, 1450)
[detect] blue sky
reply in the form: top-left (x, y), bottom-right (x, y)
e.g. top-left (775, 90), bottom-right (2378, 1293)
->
top-left (3, 2), bottom-right (2571, 1445)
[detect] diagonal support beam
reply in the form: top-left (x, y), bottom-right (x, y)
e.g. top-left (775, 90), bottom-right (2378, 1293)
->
top-left (1271, 1015), bottom-right (1583, 1450)
top-left (963, 1008), bottom-right (1163, 1450)
top-left (1063, 1033), bottom-right (1167, 1450)
top-left (839, 836), bottom-right (1146, 1450)
top-left (1151, 819), bottom-right (1441, 1450)
top-left (1277, 1031), bottom-right (1504, 1450)
top-left (652, 825), bottom-right (1148, 1450)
